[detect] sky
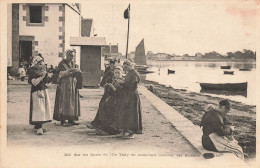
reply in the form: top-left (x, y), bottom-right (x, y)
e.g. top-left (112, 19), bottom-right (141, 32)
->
top-left (81, 0), bottom-right (258, 56)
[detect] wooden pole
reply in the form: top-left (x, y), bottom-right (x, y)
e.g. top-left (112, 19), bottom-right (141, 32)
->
top-left (125, 4), bottom-right (130, 59)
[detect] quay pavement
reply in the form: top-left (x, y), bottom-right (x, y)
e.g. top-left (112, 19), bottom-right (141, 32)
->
top-left (3, 80), bottom-right (247, 167)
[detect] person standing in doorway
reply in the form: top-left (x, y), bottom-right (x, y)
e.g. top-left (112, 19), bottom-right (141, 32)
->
top-left (53, 49), bottom-right (81, 126)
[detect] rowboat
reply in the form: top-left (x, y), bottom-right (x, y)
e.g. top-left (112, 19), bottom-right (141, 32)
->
top-left (168, 69), bottom-right (175, 74)
top-left (200, 82), bottom-right (247, 91)
top-left (200, 89), bottom-right (247, 97)
top-left (239, 68), bottom-right (251, 71)
top-left (138, 69), bottom-right (154, 74)
top-left (135, 65), bottom-right (148, 71)
top-left (220, 66), bottom-right (231, 69)
top-left (224, 71), bottom-right (234, 75)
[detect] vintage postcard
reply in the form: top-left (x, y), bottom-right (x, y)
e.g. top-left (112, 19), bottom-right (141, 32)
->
top-left (1, 0), bottom-right (259, 167)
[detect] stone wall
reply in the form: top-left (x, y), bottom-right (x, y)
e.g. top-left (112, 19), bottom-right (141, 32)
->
top-left (19, 4), bottom-right (63, 67)
top-left (10, 4), bottom-right (19, 75)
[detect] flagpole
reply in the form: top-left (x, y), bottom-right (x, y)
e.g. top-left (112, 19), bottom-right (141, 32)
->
top-left (125, 4), bottom-right (130, 59)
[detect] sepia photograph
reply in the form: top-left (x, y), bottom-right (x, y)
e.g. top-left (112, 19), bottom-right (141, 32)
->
top-left (1, 0), bottom-right (259, 167)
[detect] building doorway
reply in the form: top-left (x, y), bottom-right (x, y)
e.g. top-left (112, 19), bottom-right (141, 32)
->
top-left (80, 46), bottom-right (101, 87)
top-left (19, 41), bottom-right (32, 67)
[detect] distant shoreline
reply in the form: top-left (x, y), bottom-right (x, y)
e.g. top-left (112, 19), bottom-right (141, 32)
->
top-left (147, 59), bottom-right (256, 62)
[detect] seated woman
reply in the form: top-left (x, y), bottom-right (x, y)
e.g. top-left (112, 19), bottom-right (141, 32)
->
top-left (200, 100), bottom-right (244, 160)
top-left (91, 66), bottom-right (124, 135)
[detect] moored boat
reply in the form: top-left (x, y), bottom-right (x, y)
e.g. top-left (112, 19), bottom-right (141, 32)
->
top-left (220, 66), bottom-right (231, 69)
top-left (200, 82), bottom-right (247, 91)
top-left (168, 69), bottom-right (175, 74)
top-left (239, 68), bottom-right (251, 71)
top-left (200, 89), bottom-right (247, 97)
top-left (138, 69), bottom-right (154, 74)
top-left (133, 39), bottom-right (153, 74)
top-left (135, 64), bottom-right (148, 71)
top-left (224, 71), bottom-right (234, 75)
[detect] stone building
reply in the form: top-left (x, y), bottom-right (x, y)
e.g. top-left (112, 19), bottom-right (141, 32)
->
top-left (102, 43), bottom-right (119, 59)
top-left (7, 3), bottom-right (81, 74)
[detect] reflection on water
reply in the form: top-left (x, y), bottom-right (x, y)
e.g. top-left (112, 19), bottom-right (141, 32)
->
top-left (207, 63), bottom-right (217, 68)
top-left (195, 63), bottom-right (202, 67)
top-left (143, 60), bottom-right (256, 105)
top-left (233, 63), bottom-right (255, 69)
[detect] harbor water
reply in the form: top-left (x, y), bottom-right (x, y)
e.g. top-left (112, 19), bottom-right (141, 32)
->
top-left (143, 60), bottom-right (256, 105)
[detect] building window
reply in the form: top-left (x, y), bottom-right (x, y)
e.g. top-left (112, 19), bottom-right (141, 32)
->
top-left (23, 4), bottom-right (47, 26)
top-left (29, 6), bottom-right (42, 23)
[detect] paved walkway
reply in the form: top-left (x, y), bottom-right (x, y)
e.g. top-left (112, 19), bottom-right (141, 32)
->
top-left (4, 81), bottom-right (201, 167)
top-left (139, 85), bottom-right (247, 166)
top-left (3, 80), bottom-right (246, 167)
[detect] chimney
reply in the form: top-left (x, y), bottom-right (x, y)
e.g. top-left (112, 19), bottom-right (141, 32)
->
top-left (81, 18), bottom-right (93, 37)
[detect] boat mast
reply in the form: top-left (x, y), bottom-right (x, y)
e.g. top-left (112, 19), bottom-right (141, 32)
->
top-left (125, 4), bottom-right (130, 59)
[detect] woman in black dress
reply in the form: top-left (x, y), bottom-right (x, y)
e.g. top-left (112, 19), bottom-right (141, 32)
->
top-left (112, 60), bottom-right (143, 139)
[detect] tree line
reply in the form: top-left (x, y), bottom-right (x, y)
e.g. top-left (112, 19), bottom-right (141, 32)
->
top-left (193, 49), bottom-right (256, 60)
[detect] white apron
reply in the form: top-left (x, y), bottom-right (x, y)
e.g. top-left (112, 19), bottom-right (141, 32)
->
top-left (31, 89), bottom-right (52, 122)
top-left (209, 132), bottom-right (244, 160)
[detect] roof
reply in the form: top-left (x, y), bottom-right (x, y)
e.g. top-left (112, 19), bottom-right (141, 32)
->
top-left (66, 3), bottom-right (81, 14)
top-left (70, 37), bottom-right (106, 46)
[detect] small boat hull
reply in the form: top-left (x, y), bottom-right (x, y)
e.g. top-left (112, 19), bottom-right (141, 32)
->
top-left (224, 71), bottom-right (234, 75)
top-left (200, 82), bottom-right (247, 91)
top-left (168, 69), bottom-right (175, 74)
top-left (239, 68), bottom-right (251, 71)
top-left (200, 89), bottom-right (247, 97)
top-left (135, 65), bottom-right (148, 71)
top-left (135, 65), bottom-right (153, 74)
top-left (138, 70), bottom-right (154, 74)
top-left (220, 66), bottom-right (231, 69)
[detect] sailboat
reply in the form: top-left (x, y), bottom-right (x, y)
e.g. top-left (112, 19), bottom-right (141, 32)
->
top-left (134, 39), bottom-right (153, 74)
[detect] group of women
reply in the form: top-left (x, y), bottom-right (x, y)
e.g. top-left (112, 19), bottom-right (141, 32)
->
top-left (28, 49), bottom-right (81, 135)
top-left (89, 59), bottom-right (143, 139)
top-left (27, 49), bottom-right (245, 159)
top-left (28, 49), bottom-right (142, 139)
